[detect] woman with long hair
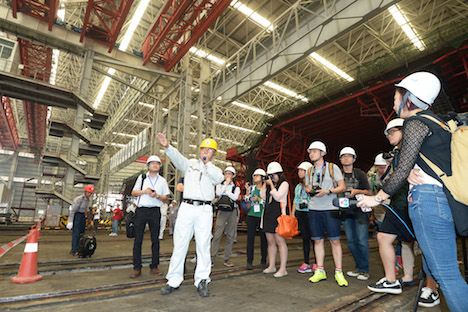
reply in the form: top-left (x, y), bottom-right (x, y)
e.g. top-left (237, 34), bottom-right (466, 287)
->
top-left (261, 161), bottom-right (289, 278)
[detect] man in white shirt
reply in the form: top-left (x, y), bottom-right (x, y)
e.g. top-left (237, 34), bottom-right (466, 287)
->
top-left (211, 167), bottom-right (241, 267)
top-left (130, 155), bottom-right (169, 278)
top-left (157, 133), bottom-right (224, 298)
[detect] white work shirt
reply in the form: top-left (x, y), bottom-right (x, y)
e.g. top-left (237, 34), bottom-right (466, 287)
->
top-left (216, 182), bottom-right (240, 201)
top-left (133, 173), bottom-right (170, 207)
top-left (165, 145), bottom-right (224, 201)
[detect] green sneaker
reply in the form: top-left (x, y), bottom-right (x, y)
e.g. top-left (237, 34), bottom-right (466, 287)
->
top-left (308, 268), bottom-right (327, 283)
top-left (335, 270), bottom-right (348, 287)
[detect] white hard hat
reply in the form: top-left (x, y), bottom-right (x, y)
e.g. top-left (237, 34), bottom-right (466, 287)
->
top-left (224, 166), bottom-right (236, 177)
top-left (384, 118), bottom-right (405, 135)
top-left (307, 141), bottom-right (327, 154)
top-left (267, 162), bottom-right (283, 174)
top-left (297, 162), bottom-right (313, 171)
top-left (395, 72), bottom-right (441, 106)
top-left (252, 168), bottom-right (267, 177)
top-left (339, 147), bottom-right (357, 158)
top-left (147, 155), bottom-right (162, 165)
top-left (374, 153), bottom-right (387, 166)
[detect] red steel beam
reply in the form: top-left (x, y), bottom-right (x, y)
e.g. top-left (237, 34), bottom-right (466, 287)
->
top-left (80, 0), bottom-right (135, 52)
top-left (18, 39), bottom-right (52, 152)
top-left (0, 96), bottom-right (19, 150)
top-left (142, 0), bottom-right (231, 71)
top-left (10, 0), bottom-right (59, 31)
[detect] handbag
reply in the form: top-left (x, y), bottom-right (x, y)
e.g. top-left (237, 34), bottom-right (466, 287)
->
top-left (276, 193), bottom-right (299, 239)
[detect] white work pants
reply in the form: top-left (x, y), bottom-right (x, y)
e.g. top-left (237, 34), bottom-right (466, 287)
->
top-left (159, 204), bottom-right (168, 239)
top-left (165, 202), bottom-right (213, 288)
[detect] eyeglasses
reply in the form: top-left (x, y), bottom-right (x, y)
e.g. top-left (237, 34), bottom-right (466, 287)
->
top-left (386, 128), bottom-right (401, 136)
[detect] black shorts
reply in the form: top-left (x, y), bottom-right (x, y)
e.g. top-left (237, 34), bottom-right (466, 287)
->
top-left (379, 206), bottom-right (414, 242)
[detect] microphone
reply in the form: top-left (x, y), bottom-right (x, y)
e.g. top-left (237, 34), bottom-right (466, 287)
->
top-left (332, 196), bottom-right (372, 212)
top-left (332, 198), bottom-right (358, 209)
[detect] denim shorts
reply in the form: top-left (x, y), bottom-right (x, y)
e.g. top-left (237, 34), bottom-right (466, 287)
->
top-left (308, 210), bottom-right (341, 240)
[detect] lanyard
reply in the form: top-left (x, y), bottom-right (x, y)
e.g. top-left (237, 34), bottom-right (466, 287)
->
top-left (148, 174), bottom-right (159, 190)
top-left (312, 163), bottom-right (326, 186)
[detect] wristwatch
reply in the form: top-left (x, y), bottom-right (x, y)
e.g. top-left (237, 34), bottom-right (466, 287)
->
top-left (374, 194), bottom-right (383, 203)
top-left (156, 194), bottom-right (160, 199)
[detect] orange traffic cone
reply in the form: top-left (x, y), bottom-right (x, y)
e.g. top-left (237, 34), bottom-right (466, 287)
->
top-left (11, 227), bottom-right (42, 284)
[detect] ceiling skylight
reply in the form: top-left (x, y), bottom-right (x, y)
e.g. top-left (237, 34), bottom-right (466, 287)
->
top-left (309, 53), bottom-right (354, 82)
top-left (93, 68), bottom-right (115, 108)
top-left (189, 47), bottom-right (226, 66)
top-left (232, 101), bottom-right (274, 117)
top-left (230, 0), bottom-right (274, 32)
top-left (119, 0), bottom-right (151, 51)
top-left (264, 81), bottom-right (308, 103)
top-left (388, 4), bottom-right (425, 51)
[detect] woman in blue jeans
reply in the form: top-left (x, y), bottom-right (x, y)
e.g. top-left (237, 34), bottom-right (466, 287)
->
top-left (358, 72), bottom-right (468, 311)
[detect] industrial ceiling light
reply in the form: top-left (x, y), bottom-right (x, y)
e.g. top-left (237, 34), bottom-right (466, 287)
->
top-left (232, 101), bottom-right (274, 117)
top-left (309, 52), bottom-right (354, 82)
top-left (119, 0), bottom-right (151, 51)
top-left (388, 4), bottom-right (425, 51)
top-left (264, 81), bottom-right (309, 102)
top-left (230, 0), bottom-right (274, 32)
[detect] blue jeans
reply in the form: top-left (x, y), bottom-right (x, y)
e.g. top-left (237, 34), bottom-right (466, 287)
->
top-left (409, 184), bottom-right (468, 312)
top-left (112, 220), bottom-right (119, 234)
top-left (71, 212), bottom-right (85, 253)
top-left (342, 210), bottom-right (369, 273)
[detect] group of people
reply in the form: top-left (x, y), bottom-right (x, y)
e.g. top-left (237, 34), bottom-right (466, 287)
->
top-left (66, 71), bottom-right (466, 311)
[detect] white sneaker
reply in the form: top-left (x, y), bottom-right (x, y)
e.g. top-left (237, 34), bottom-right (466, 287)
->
top-left (418, 287), bottom-right (440, 307)
top-left (367, 277), bottom-right (402, 294)
top-left (357, 272), bottom-right (370, 280)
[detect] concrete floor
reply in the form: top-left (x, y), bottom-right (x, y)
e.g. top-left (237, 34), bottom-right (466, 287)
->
top-left (0, 227), bottom-right (451, 311)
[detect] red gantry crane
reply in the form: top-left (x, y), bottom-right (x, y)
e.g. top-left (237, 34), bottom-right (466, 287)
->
top-left (142, 0), bottom-right (232, 71)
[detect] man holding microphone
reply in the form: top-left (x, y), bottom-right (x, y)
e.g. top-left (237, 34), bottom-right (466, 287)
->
top-left (157, 133), bottom-right (224, 298)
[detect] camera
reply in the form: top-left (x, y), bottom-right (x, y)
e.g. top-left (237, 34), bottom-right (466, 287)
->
top-left (299, 203), bottom-right (307, 209)
top-left (382, 152), bottom-right (394, 160)
top-left (261, 175), bottom-right (268, 180)
top-left (309, 186), bottom-right (321, 197)
top-left (344, 191), bottom-right (352, 197)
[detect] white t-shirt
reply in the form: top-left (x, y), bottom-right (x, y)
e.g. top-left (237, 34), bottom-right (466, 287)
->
top-left (133, 173), bottom-right (170, 207)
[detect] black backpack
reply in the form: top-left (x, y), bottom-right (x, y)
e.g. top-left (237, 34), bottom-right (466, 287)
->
top-left (126, 174), bottom-right (146, 238)
top-left (78, 234), bottom-right (96, 258)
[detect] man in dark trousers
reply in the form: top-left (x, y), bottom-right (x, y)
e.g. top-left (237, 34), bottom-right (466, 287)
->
top-left (67, 184), bottom-right (94, 256)
top-left (130, 155), bottom-right (170, 278)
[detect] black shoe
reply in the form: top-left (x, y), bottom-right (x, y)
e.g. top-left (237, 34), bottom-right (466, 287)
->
top-left (260, 262), bottom-right (267, 270)
top-left (398, 278), bottom-right (415, 287)
top-left (160, 284), bottom-right (179, 295)
top-left (367, 277), bottom-right (402, 294)
top-left (418, 287), bottom-right (440, 307)
top-left (198, 280), bottom-right (210, 297)
top-left (246, 262), bottom-right (253, 270)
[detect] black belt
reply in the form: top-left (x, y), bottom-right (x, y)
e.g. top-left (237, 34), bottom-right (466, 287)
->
top-left (137, 206), bottom-right (161, 209)
top-left (183, 199), bottom-right (212, 206)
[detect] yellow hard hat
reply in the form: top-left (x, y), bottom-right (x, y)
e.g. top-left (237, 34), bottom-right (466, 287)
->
top-left (199, 138), bottom-right (218, 151)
